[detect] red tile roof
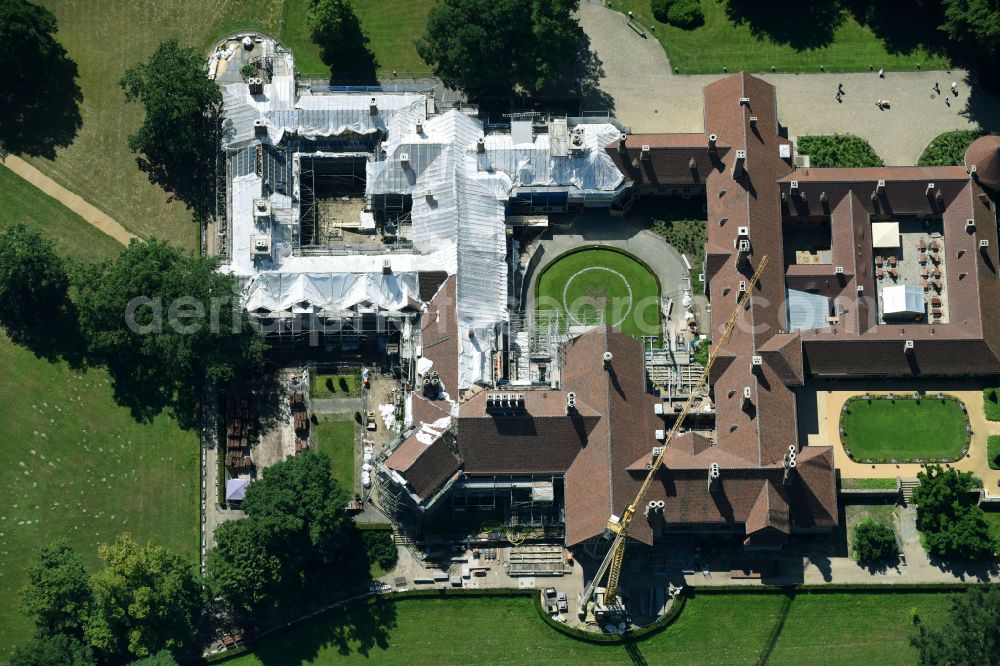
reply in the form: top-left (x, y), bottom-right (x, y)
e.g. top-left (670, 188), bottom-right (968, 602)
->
top-left (966, 135), bottom-right (1000, 188)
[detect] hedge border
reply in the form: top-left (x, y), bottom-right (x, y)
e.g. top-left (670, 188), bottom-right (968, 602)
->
top-left (839, 393), bottom-right (971, 464)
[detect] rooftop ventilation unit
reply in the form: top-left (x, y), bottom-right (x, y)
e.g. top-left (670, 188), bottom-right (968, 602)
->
top-left (739, 97), bottom-right (750, 106)
top-left (252, 198), bottom-right (271, 218)
top-left (737, 226), bottom-right (750, 237)
top-left (751, 355), bottom-right (763, 367)
top-left (655, 429), bottom-right (666, 441)
top-left (835, 266), bottom-right (845, 274)
top-left (967, 218), bottom-right (976, 229)
top-left (904, 340), bottom-right (914, 351)
top-left (980, 239), bottom-right (990, 248)
top-left (749, 116), bottom-right (758, 125)
top-left (399, 152), bottom-right (410, 165)
top-left (570, 131), bottom-right (586, 152)
top-left (485, 393), bottom-right (526, 414)
top-left (369, 97), bottom-right (378, 115)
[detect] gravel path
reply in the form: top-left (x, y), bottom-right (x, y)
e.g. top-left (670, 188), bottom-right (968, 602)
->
top-left (579, 2), bottom-right (1000, 166)
top-left (2, 156), bottom-right (138, 245)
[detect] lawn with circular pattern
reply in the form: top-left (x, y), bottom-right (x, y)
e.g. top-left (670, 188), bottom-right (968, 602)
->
top-left (536, 248), bottom-right (660, 339)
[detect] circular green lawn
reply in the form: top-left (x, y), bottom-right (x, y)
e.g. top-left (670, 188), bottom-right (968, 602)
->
top-left (536, 247), bottom-right (660, 339)
top-left (840, 396), bottom-right (970, 463)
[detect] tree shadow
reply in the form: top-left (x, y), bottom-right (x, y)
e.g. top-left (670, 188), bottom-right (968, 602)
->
top-left (725, 0), bottom-right (846, 50)
top-left (0, 24), bottom-right (83, 158)
top-left (317, 12), bottom-right (379, 85)
top-left (5, 299), bottom-right (87, 370)
top-left (959, 74), bottom-right (1000, 134)
top-left (845, 0), bottom-right (949, 57)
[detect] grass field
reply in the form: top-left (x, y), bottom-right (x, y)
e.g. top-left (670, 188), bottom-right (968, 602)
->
top-left (0, 166), bottom-right (124, 262)
top-left (840, 478), bottom-right (898, 490)
top-left (0, 335), bottom-right (198, 658)
top-left (280, 0), bottom-right (437, 78)
top-left (537, 248), bottom-right (660, 339)
top-left (26, 0), bottom-right (284, 251)
top-left (311, 372), bottom-right (363, 399)
top-left (608, 0), bottom-right (950, 74)
top-left (314, 418), bottom-right (356, 493)
top-left (840, 397), bottom-right (968, 461)
top-left (224, 591), bottom-right (951, 665)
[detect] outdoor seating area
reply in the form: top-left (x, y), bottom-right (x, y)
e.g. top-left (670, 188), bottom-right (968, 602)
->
top-left (874, 219), bottom-right (948, 324)
top-left (225, 391), bottom-right (256, 472)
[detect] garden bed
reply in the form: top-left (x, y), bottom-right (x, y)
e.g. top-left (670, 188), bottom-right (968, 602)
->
top-left (840, 393), bottom-right (970, 464)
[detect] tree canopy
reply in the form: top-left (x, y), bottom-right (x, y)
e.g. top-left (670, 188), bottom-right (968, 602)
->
top-left (851, 519), bottom-right (898, 562)
top-left (19, 540), bottom-right (92, 640)
top-left (75, 238), bottom-right (265, 427)
top-left (8, 634), bottom-right (94, 666)
top-left (208, 451), bottom-right (360, 619)
top-left (416, 0), bottom-right (584, 98)
top-left (0, 0), bottom-right (82, 157)
top-left (941, 0), bottom-right (1000, 65)
top-left (912, 586), bottom-right (1000, 665)
top-left (85, 534), bottom-right (203, 661)
top-left (119, 39), bottom-right (222, 212)
top-left (911, 465), bottom-right (995, 560)
top-left (0, 223), bottom-right (71, 345)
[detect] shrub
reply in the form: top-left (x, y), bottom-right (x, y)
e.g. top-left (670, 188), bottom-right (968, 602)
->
top-left (912, 465), bottom-right (995, 560)
top-left (362, 529), bottom-right (398, 571)
top-left (651, 0), bottom-right (676, 22)
top-left (989, 435), bottom-right (1000, 471)
top-left (667, 0), bottom-right (705, 28)
top-left (796, 134), bottom-right (884, 168)
top-left (918, 130), bottom-right (983, 166)
top-left (852, 519), bottom-right (898, 561)
top-left (984, 388), bottom-right (1000, 421)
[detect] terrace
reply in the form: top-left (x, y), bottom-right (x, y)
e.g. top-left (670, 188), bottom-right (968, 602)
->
top-left (873, 218), bottom-right (949, 324)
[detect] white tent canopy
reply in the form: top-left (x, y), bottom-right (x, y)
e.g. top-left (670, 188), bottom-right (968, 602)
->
top-left (872, 221), bottom-right (900, 248)
top-left (882, 284), bottom-right (925, 317)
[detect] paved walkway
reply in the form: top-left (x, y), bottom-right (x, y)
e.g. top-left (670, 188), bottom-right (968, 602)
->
top-left (803, 382), bottom-right (1000, 487)
top-left (579, 2), bottom-right (1000, 166)
top-left (2, 156), bottom-right (138, 245)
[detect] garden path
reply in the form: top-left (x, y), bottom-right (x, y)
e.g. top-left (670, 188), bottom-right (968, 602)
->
top-left (578, 1), bottom-right (1000, 166)
top-left (1, 157), bottom-right (137, 245)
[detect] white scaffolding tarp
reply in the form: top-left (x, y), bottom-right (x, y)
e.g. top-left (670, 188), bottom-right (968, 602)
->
top-left (882, 284), bottom-right (924, 316)
top-left (244, 272), bottom-right (420, 316)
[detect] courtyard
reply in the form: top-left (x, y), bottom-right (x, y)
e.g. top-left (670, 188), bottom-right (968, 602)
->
top-left (840, 395), bottom-right (969, 462)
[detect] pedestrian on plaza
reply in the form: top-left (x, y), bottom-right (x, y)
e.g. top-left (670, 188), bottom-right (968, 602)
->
top-left (933, 82), bottom-right (940, 94)
top-left (945, 97), bottom-right (951, 107)
top-left (878, 68), bottom-right (884, 78)
top-left (838, 82), bottom-right (844, 94)
top-left (951, 81), bottom-right (958, 96)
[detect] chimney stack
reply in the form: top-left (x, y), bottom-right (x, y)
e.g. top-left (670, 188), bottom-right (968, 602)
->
top-left (476, 137), bottom-right (486, 155)
top-left (566, 391), bottom-right (577, 415)
top-left (369, 97), bottom-right (378, 116)
top-left (782, 445), bottom-right (797, 485)
top-left (708, 462), bottom-right (721, 492)
top-left (733, 149), bottom-right (747, 179)
top-left (618, 133), bottom-right (628, 153)
top-left (708, 133), bottom-right (718, 151)
top-left (640, 144), bottom-right (651, 161)
top-left (603, 351), bottom-right (613, 370)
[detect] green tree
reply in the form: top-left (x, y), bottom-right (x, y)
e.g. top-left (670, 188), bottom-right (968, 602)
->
top-left (796, 134), bottom-right (884, 168)
top-left (207, 516), bottom-right (289, 618)
top-left (911, 586), bottom-right (1000, 665)
top-left (0, 224), bottom-right (71, 344)
top-left (130, 649), bottom-right (180, 665)
top-left (362, 530), bottom-right (399, 571)
top-left (307, 0), bottom-right (352, 58)
top-left (8, 634), bottom-right (94, 666)
top-left (0, 0), bottom-right (82, 157)
top-left (918, 130), bottom-right (984, 166)
top-left (667, 0), bottom-right (705, 29)
top-left (75, 239), bottom-right (265, 427)
top-left (941, 0), bottom-right (1000, 64)
top-left (851, 519), bottom-right (898, 561)
top-left (911, 465), bottom-right (995, 560)
top-left (85, 534), bottom-right (202, 661)
top-left (119, 39), bottom-right (223, 212)
top-left (417, 0), bottom-right (584, 98)
top-left (19, 540), bottom-right (92, 640)
top-left (208, 451), bottom-right (358, 619)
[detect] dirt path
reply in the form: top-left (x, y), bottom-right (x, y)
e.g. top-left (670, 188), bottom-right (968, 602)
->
top-left (2, 156), bottom-right (138, 246)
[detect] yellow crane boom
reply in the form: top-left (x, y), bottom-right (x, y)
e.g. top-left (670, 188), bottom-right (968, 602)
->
top-left (578, 255), bottom-right (768, 620)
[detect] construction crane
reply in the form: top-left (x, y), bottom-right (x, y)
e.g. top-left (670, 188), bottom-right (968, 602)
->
top-left (578, 254), bottom-right (769, 623)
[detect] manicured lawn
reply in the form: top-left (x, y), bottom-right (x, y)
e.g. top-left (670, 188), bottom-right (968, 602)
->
top-left (983, 511), bottom-right (1000, 545)
top-left (280, 0), bottom-right (437, 78)
top-left (224, 591), bottom-right (950, 664)
top-left (26, 0), bottom-right (284, 251)
top-left (537, 248), bottom-right (661, 339)
top-left (315, 418), bottom-right (356, 493)
top-left (841, 478), bottom-right (898, 490)
top-left (0, 335), bottom-right (198, 658)
top-left (311, 372), bottom-right (363, 398)
top-left (0, 166), bottom-right (124, 262)
top-left (608, 0), bottom-right (949, 74)
top-left (983, 388), bottom-right (1000, 421)
top-left (840, 397), bottom-right (968, 461)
